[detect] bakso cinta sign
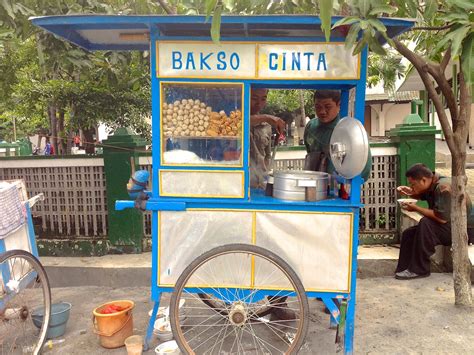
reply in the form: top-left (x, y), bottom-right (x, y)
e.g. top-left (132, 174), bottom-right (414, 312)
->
top-left (157, 42), bottom-right (359, 80)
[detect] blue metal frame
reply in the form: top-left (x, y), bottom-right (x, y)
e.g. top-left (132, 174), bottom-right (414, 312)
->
top-left (31, 14), bottom-right (415, 354)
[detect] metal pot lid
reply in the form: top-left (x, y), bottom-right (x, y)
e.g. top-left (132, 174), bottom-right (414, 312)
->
top-left (329, 116), bottom-right (369, 179)
top-left (274, 170), bottom-right (329, 180)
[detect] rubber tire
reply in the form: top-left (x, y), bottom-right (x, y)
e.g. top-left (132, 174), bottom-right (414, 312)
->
top-left (0, 249), bottom-right (52, 355)
top-left (170, 243), bottom-right (309, 355)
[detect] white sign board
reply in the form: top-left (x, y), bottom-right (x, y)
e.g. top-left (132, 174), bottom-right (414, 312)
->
top-left (157, 41), bottom-right (359, 80)
top-left (258, 43), bottom-right (359, 80)
top-left (157, 42), bottom-right (256, 79)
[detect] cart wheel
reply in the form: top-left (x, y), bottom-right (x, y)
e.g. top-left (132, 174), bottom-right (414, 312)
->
top-left (170, 243), bottom-right (309, 354)
top-left (0, 250), bottom-right (51, 355)
top-left (197, 293), bottom-right (283, 317)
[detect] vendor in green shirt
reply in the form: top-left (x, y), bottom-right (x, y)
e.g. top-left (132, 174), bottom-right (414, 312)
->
top-left (304, 89), bottom-right (371, 181)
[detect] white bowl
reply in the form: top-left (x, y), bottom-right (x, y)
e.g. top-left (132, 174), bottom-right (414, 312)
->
top-left (154, 319), bottom-right (171, 334)
top-left (155, 340), bottom-right (180, 355)
top-left (397, 198), bottom-right (417, 205)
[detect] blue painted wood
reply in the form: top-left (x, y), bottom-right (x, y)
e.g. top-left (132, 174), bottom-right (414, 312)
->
top-left (150, 29), bottom-right (161, 198)
top-left (345, 196), bottom-right (361, 354)
top-left (31, 14), bottom-right (414, 27)
top-left (25, 204), bottom-right (39, 258)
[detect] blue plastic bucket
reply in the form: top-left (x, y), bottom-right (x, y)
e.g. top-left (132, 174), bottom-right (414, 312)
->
top-left (32, 302), bottom-right (72, 339)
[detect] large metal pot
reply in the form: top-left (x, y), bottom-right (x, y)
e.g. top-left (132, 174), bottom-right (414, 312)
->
top-left (273, 170), bottom-right (329, 201)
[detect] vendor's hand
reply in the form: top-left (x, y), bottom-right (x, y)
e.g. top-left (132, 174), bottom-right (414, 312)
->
top-left (397, 186), bottom-right (413, 196)
top-left (263, 114), bottom-right (285, 134)
top-left (401, 202), bottom-right (417, 212)
top-left (273, 117), bottom-right (286, 135)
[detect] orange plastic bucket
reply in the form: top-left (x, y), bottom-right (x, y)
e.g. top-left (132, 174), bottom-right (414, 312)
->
top-left (92, 300), bottom-right (135, 348)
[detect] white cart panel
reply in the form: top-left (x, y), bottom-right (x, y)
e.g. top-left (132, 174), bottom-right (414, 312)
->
top-left (255, 212), bottom-right (352, 292)
top-left (3, 224), bottom-right (32, 254)
top-left (158, 210), bottom-right (253, 286)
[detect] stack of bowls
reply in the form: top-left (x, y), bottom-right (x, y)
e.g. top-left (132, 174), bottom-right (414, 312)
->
top-left (154, 318), bottom-right (173, 342)
top-left (149, 299), bottom-right (187, 325)
top-left (155, 340), bottom-right (180, 355)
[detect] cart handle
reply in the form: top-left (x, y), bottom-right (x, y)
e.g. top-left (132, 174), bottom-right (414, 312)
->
top-left (115, 200), bottom-right (186, 212)
top-left (27, 193), bottom-right (44, 207)
top-left (115, 200), bottom-right (135, 210)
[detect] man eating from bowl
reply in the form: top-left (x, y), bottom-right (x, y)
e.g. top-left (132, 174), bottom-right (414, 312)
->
top-left (395, 163), bottom-right (472, 280)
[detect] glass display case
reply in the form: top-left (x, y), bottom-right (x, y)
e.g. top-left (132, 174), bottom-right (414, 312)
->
top-left (160, 82), bottom-right (243, 166)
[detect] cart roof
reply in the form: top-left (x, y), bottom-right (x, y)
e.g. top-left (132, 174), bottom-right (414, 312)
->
top-left (30, 15), bottom-right (414, 51)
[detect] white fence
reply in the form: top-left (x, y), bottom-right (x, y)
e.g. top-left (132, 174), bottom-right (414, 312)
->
top-left (0, 146), bottom-right (398, 239)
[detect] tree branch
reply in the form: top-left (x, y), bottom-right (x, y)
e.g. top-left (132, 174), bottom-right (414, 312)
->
top-left (440, 47), bottom-right (451, 73)
top-left (424, 60), bottom-right (458, 126)
top-left (411, 24), bottom-right (452, 31)
top-left (156, 0), bottom-right (176, 14)
top-left (392, 39), bottom-right (455, 151)
top-left (456, 60), bottom-right (472, 150)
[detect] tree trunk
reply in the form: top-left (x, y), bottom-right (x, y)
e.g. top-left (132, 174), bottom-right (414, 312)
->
top-left (450, 66), bottom-right (473, 306)
top-left (82, 128), bottom-right (96, 154)
top-left (299, 91), bottom-right (306, 124)
top-left (57, 109), bottom-right (66, 155)
top-left (450, 173), bottom-right (472, 305)
top-left (66, 130), bottom-right (74, 154)
top-left (48, 105), bottom-right (58, 152)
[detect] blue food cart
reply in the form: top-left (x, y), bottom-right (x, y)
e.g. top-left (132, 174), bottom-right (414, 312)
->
top-left (32, 15), bottom-right (413, 354)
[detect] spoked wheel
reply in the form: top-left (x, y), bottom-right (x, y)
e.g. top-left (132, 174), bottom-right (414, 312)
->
top-left (170, 244), bottom-right (309, 354)
top-left (197, 293), bottom-right (281, 318)
top-left (0, 250), bottom-right (51, 354)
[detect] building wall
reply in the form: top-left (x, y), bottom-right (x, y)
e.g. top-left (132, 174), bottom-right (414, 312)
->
top-left (368, 102), bottom-right (412, 136)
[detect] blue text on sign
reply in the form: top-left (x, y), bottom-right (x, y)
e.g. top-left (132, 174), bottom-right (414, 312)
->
top-left (268, 52), bottom-right (327, 71)
top-left (172, 51), bottom-right (241, 71)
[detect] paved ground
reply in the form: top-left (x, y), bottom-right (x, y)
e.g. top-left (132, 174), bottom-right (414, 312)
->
top-left (32, 140), bottom-right (474, 353)
top-left (39, 274), bottom-right (473, 354)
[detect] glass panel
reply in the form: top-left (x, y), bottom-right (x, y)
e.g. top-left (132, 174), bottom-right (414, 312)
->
top-left (161, 82), bottom-right (243, 166)
top-left (160, 170), bottom-right (244, 198)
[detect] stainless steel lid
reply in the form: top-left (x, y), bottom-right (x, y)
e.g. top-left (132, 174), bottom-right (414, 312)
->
top-left (274, 170), bottom-right (329, 180)
top-left (329, 117), bottom-right (369, 179)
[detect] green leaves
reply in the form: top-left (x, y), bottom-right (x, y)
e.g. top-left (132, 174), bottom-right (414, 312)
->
top-left (205, 0), bottom-right (223, 44)
top-left (423, 0), bottom-right (437, 21)
top-left (1, 0), bottom-right (15, 20)
top-left (447, 0), bottom-right (474, 11)
top-left (205, 0), bottom-right (218, 19)
top-left (319, 0), bottom-right (333, 42)
top-left (210, 3), bottom-right (222, 44)
top-left (368, 4), bottom-right (397, 16)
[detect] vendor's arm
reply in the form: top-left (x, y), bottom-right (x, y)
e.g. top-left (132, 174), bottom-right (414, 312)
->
top-left (251, 114), bottom-right (285, 134)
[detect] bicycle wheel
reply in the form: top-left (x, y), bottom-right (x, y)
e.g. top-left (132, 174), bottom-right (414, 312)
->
top-left (197, 293), bottom-right (281, 318)
top-left (170, 244), bottom-right (309, 354)
top-left (0, 250), bottom-right (51, 354)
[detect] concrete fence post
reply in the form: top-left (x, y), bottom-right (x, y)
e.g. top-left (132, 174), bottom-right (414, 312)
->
top-left (102, 128), bottom-right (148, 253)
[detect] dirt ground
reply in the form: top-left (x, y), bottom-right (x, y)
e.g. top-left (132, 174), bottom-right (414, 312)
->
top-left (41, 273), bottom-right (473, 354)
